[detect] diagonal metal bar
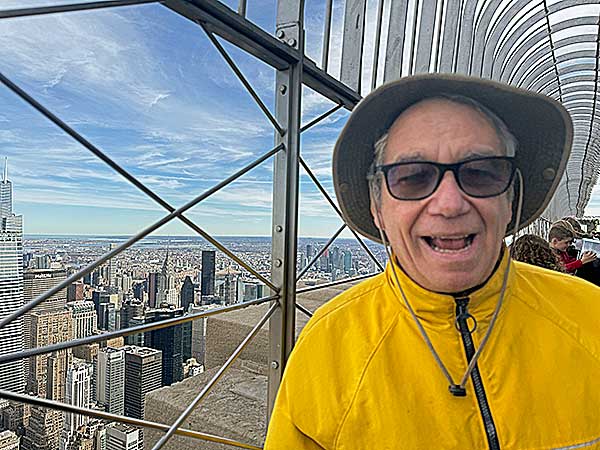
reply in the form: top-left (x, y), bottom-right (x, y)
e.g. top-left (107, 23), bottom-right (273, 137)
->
top-left (151, 302), bottom-right (278, 450)
top-left (0, 0), bottom-right (160, 19)
top-left (0, 295), bottom-right (277, 365)
top-left (201, 25), bottom-right (284, 136)
top-left (295, 302), bottom-right (313, 318)
top-left (299, 157), bottom-right (384, 271)
top-left (296, 224), bottom-right (346, 281)
top-left (0, 71), bottom-right (276, 291)
top-left (0, 144), bottom-right (282, 330)
top-left (300, 104), bottom-right (343, 133)
top-left (296, 272), bottom-right (378, 294)
top-left (0, 389), bottom-right (261, 450)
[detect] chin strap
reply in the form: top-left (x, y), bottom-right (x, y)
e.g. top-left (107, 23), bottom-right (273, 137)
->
top-left (376, 169), bottom-right (524, 396)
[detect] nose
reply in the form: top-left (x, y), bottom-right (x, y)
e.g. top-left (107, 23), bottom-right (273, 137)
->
top-left (426, 171), bottom-right (471, 217)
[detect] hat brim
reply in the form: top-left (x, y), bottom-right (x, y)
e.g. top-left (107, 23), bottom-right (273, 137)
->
top-left (333, 74), bottom-right (573, 244)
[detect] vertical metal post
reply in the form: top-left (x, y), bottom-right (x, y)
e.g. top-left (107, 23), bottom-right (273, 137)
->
top-left (269, 0), bottom-right (304, 419)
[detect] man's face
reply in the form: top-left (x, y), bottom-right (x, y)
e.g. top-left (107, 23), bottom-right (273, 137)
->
top-left (371, 99), bottom-right (513, 293)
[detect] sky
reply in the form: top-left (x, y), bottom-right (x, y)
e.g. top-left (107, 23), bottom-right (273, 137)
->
top-left (0, 0), bottom-right (599, 238)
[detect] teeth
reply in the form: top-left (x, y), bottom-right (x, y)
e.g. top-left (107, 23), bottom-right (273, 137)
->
top-left (430, 241), bottom-right (472, 253)
top-left (425, 234), bottom-right (475, 253)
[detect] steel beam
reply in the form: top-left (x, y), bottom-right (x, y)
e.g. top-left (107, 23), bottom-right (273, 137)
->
top-left (341, 0), bottom-right (367, 90)
top-left (268, 0), bottom-right (304, 419)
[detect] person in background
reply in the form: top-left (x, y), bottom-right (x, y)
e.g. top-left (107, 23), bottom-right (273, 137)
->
top-left (560, 217), bottom-right (600, 286)
top-left (511, 234), bottom-right (564, 272)
top-left (548, 222), bottom-right (596, 274)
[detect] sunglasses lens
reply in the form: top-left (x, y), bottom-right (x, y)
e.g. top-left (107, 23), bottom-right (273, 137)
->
top-left (458, 158), bottom-right (514, 197)
top-left (386, 163), bottom-right (439, 200)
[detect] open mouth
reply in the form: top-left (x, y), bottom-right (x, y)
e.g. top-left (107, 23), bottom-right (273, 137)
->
top-left (422, 234), bottom-right (476, 253)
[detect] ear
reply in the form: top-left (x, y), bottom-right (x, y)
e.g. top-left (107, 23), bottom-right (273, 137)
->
top-left (370, 198), bottom-right (384, 231)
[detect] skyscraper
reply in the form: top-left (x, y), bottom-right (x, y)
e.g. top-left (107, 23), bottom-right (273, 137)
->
top-left (66, 282), bottom-right (84, 302)
top-left (201, 250), bottom-right (215, 297)
top-left (180, 276), bottom-right (195, 312)
top-left (96, 348), bottom-right (125, 415)
top-left (27, 309), bottom-right (73, 399)
top-left (120, 299), bottom-right (145, 345)
top-left (64, 361), bottom-right (92, 438)
top-left (66, 301), bottom-right (97, 339)
top-left (106, 423), bottom-right (140, 450)
top-left (107, 243), bottom-right (117, 288)
top-left (146, 273), bottom-right (160, 309)
top-left (0, 430), bottom-right (19, 450)
top-left (156, 250), bottom-right (179, 307)
top-left (142, 307), bottom-right (185, 386)
top-left (23, 268), bottom-right (68, 314)
top-left (0, 158), bottom-right (25, 393)
top-left (21, 407), bottom-right (61, 450)
top-left (123, 346), bottom-right (162, 420)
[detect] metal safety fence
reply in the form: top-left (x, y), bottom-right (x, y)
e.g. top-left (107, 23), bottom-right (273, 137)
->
top-left (0, 1), bottom-right (377, 449)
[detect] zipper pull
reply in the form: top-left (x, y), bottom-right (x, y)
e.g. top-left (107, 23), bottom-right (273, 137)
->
top-left (455, 297), bottom-right (477, 333)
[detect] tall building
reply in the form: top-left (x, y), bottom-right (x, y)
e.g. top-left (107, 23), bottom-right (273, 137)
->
top-left (106, 423), bottom-right (140, 450)
top-left (156, 250), bottom-right (179, 307)
top-left (142, 307), bottom-right (185, 386)
top-left (0, 400), bottom-right (30, 436)
top-left (27, 309), bottom-right (73, 399)
top-left (190, 306), bottom-right (208, 367)
top-left (67, 282), bottom-right (85, 302)
top-left (0, 158), bottom-right (25, 393)
top-left (107, 243), bottom-right (117, 288)
top-left (67, 301), bottom-right (97, 339)
top-left (201, 250), bottom-right (215, 297)
top-left (146, 273), bottom-right (160, 309)
top-left (180, 276), bottom-right (195, 312)
top-left (64, 361), bottom-right (92, 438)
top-left (0, 430), bottom-right (19, 450)
top-left (343, 250), bottom-right (353, 274)
top-left (120, 299), bottom-right (144, 345)
top-left (23, 267), bottom-right (68, 373)
top-left (21, 406), bottom-right (62, 450)
top-left (23, 268), bottom-right (68, 314)
top-left (123, 346), bottom-right (162, 420)
top-left (96, 347), bottom-right (125, 415)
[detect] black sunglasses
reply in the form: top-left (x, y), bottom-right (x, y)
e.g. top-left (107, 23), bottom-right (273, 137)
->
top-left (376, 156), bottom-right (516, 201)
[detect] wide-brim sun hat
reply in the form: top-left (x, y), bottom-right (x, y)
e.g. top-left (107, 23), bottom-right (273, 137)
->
top-left (333, 73), bottom-right (573, 243)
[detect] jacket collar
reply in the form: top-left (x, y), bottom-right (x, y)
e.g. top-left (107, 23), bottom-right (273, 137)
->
top-left (384, 247), bottom-right (515, 330)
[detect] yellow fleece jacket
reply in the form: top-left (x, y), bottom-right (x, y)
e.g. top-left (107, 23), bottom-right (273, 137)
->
top-left (265, 253), bottom-right (600, 449)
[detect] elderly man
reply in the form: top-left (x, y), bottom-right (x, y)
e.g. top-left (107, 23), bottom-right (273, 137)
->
top-left (264, 74), bottom-right (600, 450)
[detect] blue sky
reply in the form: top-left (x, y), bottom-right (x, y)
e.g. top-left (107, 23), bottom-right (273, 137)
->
top-left (0, 0), bottom-right (599, 238)
top-left (0, 0), bottom-right (361, 237)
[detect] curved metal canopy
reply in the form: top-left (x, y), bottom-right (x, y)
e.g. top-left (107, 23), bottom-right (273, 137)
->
top-left (335, 0), bottom-right (600, 219)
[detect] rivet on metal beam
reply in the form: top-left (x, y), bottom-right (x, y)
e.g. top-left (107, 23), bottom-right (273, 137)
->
top-left (274, 259), bottom-right (282, 267)
top-left (287, 38), bottom-right (297, 47)
top-left (279, 85), bottom-right (287, 95)
top-left (276, 29), bottom-right (285, 39)
top-left (275, 225), bottom-right (283, 232)
top-left (271, 361), bottom-right (279, 369)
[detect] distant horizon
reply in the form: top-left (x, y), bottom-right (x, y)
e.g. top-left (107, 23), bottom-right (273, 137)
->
top-left (23, 233), bottom-right (364, 241)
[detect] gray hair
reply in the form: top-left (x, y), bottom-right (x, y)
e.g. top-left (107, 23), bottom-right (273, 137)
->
top-left (367, 95), bottom-right (518, 205)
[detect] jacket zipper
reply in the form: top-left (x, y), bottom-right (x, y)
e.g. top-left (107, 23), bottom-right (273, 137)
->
top-left (455, 297), bottom-right (501, 450)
